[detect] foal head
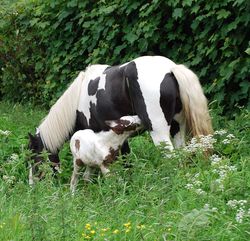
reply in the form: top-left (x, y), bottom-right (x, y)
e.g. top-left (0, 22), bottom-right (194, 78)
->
top-left (105, 115), bottom-right (142, 135)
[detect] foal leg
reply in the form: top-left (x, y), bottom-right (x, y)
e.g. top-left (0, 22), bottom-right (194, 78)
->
top-left (100, 164), bottom-right (110, 176)
top-left (70, 158), bottom-right (81, 194)
top-left (83, 166), bottom-right (94, 182)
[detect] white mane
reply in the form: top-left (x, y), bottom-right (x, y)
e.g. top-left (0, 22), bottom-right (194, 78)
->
top-left (38, 71), bottom-right (85, 153)
top-left (38, 64), bottom-right (109, 153)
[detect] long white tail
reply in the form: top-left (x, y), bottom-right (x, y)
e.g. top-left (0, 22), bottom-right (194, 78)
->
top-left (171, 64), bottom-right (213, 136)
top-left (39, 72), bottom-right (85, 153)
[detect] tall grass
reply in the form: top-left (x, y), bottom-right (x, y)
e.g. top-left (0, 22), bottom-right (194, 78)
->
top-left (0, 102), bottom-right (249, 240)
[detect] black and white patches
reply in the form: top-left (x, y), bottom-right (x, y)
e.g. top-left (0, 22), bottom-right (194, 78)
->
top-left (87, 65), bottom-right (132, 131)
top-left (170, 119), bottom-right (180, 138)
top-left (124, 61), bottom-right (152, 130)
top-left (77, 56), bottom-right (185, 151)
top-left (159, 73), bottom-right (179, 126)
top-left (89, 101), bottom-right (110, 132)
top-left (103, 65), bottom-right (132, 116)
top-left (88, 77), bottom-right (100, 96)
top-left (75, 110), bottom-right (88, 132)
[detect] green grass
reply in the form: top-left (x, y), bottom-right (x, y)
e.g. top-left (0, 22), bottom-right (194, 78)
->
top-left (0, 101), bottom-right (249, 241)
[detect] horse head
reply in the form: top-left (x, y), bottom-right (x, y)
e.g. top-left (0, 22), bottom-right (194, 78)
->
top-left (27, 131), bottom-right (60, 184)
top-left (28, 132), bottom-right (44, 163)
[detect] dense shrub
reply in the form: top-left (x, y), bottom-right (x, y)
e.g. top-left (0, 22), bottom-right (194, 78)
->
top-left (0, 0), bottom-right (249, 111)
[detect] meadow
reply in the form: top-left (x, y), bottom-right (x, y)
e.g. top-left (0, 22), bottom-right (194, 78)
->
top-left (0, 101), bottom-right (249, 241)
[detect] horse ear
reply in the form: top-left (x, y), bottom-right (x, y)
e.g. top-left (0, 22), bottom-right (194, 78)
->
top-left (28, 132), bottom-right (34, 140)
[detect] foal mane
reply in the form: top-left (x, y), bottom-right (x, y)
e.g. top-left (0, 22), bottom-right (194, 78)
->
top-left (38, 71), bottom-right (85, 153)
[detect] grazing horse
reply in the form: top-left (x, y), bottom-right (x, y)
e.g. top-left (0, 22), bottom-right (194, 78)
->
top-left (28, 56), bottom-right (213, 184)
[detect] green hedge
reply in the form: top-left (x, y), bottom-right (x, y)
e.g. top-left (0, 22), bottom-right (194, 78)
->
top-left (0, 0), bottom-right (249, 111)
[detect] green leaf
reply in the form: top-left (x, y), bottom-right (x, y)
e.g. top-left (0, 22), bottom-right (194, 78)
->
top-left (29, 18), bottom-right (39, 26)
top-left (67, 0), bottom-right (78, 8)
top-left (114, 44), bottom-right (126, 55)
top-left (182, 0), bottom-right (193, 7)
top-left (172, 8), bottom-right (183, 19)
top-left (227, 20), bottom-right (239, 32)
top-left (217, 9), bottom-right (230, 20)
top-left (125, 32), bottom-right (138, 44)
top-left (245, 48), bottom-right (250, 55)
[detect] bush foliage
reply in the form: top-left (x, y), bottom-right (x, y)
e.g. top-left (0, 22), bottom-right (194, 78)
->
top-left (0, 0), bottom-right (249, 110)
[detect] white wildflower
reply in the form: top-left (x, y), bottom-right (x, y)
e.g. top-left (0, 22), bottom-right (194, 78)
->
top-left (194, 180), bottom-right (202, 186)
top-left (0, 130), bottom-right (11, 136)
top-left (210, 154), bottom-right (222, 165)
top-left (214, 130), bottom-right (227, 135)
top-left (195, 188), bottom-right (206, 195)
top-left (184, 135), bottom-right (216, 152)
top-left (204, 203), bottom-right (210, 209)
top-left (227, 200), bottom-right (238, 209)
top-left (204, 203), bottom-right (218, 212)
top-left (2, 175), bottom-right (15, 184)
top-left (194, 173), bottom-right (200, 178)
top-left (228, 165), bottom-right (237, 172)
top-left (236, 208), bottom-right (245, 223)
top-left (212, 207), bottom-right (218, 212)
top-left (222, 139), bottom-right (231, 144)
top-left (239, 200), bottom-right (247, 206)
top-left (185, 173), bottom-right (206, 195)
top-left (186, 183), bottom-right (193, 190)
top-left (227, 200), bottom-right (247, 209)
top-left (8, 153), bottom-right (19, 162)
top-left (227, 134), bottom-right (235, 139)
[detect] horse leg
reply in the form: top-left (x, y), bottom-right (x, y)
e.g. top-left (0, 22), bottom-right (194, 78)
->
top-left (83, 166), bottom-right (94, 182)
top-left (171, 112), bottom-right (186, 148)
top-left (149, 122), bottom-right (174, 151)
top-left (28, 164), bottom-right (34, 186)
top-left (120, 140), bottom-right (133, 168)
top-left (100, 164), bottom-right (110, 176)
top-left (70, 158), bottom-right (81, 194)
top-left (49, 153), bottom-right (61, 174)
top-left (121, 140), bottom-right (130, 155)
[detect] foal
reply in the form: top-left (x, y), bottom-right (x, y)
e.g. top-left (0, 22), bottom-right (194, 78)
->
top-left (70, 115), bottom-right (141, 193)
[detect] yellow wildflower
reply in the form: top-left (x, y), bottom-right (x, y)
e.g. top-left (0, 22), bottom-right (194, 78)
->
top-left (136, 224), bottom-right (145, 229)
top-left (101, 228), bottom-right (109, 232)
top-left (123, 222), bottom-right (131, 228)
top-left (90, 230), bottom-right (96, 235)
top-left (113, 229), bottom-right (119, 234)
top-left (125, 228), bottom-right (131, 233)
top-left (85, 223), bottom-right (91, 230)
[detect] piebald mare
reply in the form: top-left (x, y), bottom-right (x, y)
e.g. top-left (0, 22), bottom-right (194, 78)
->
top-left (28, 56), bottom-right (213, 184)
